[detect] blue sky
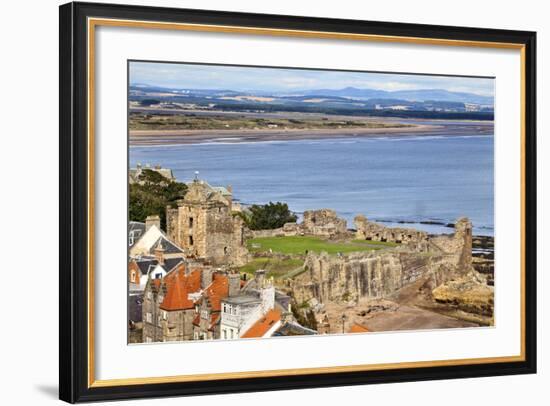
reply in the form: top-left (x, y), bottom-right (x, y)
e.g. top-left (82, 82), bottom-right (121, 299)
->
top-left (130, 61), bottom-right (494, 96)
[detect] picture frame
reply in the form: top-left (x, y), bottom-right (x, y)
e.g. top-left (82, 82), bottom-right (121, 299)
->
top-left (59, 1), bottom-right (537, 403)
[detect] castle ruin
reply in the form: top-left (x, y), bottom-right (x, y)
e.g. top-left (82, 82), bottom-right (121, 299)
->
top-left (166, 179), bottom-right (248, 266)
top-left (291, 218), bottom-right (475, 305)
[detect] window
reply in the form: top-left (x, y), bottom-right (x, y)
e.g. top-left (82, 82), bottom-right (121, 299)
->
top-left (230, 330), bottom-right (234, 339)
top-left (145, 336), bottom-right (153, 343)
top-left (146, 292), bottom-right (152, 300)
top-left (145, 312), bottom-right (152, 323)
top-left (189, 235), bottom-right (194, 246)
top-left (223, 329), bottom-right (227, 339)
top-left (189, 217), bottom-right (193, 228)
top-left (130, 270), bottom-right (137, 283)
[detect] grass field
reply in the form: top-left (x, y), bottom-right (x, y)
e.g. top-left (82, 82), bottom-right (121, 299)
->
top-left (129, 113), bottom-right (411, 131)
top-left (247, 236), bottom-right (397, 255)
top-left (238, 257), bottom-right (304, 279)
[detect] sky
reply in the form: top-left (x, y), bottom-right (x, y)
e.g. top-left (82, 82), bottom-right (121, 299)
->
top-left (130, 61), bottom-right (494, 96)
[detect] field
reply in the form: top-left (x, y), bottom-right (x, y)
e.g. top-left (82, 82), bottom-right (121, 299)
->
top-left (238, 257), bottom-right (305, 280)
top-left (129, 112), bottom-right (412, 131)
top-left (247, 236), bottom-right (398, 255)
top-left (238, 236), bottom-right (398, 281)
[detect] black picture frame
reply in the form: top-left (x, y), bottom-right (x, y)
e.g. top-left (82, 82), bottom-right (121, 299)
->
top-left (59, 1), bottom-right (537, 403)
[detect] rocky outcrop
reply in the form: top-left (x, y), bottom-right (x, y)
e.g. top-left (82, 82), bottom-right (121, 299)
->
top-left (432, 271), bottom-right (494, 317)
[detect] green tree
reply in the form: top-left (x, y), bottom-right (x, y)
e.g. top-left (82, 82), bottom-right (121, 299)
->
top-left (246, 202), bottom-right (297, 230)
top-left (129, 169), bottom-right (187, 230)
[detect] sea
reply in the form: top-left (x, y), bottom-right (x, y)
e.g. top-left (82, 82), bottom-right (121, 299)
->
top-left (130, 134), bottom-right (494, 236)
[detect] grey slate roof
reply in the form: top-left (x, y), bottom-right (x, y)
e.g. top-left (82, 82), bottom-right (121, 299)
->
top-left (273, 322), bottom-right (318, 337)
top-left (133, 256), bottom-right (184, 276)
top-left (128, 221), bottom-right (146, 247)
top-left (150, 236), bottom-right (185, 255)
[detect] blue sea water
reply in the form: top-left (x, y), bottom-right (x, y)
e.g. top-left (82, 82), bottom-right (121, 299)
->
top-left (130, 134), bottom-right (494, 236)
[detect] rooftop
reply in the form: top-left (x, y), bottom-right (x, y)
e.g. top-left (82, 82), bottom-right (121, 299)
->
top-left (222, 295), bottom-right (262, 306)
top-left (241, 309), bottom-right (281, 338)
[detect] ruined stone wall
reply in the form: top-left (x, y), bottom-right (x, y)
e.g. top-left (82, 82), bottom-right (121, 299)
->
top-left (166, 206), bottom-right (179, 244)
top-left (246, 210), bottom-right (348, 239)
top-left (302, 209), bottom-right (348, 237)
top-left (354, 215), bottom-right (428, 245)
top-left (292, 219), bottom-right (473, 305)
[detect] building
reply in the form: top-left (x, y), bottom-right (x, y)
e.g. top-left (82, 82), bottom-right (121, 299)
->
top-left (220, 270), bottom-right (277, 339)
top-left (166, 178), bottom-right (248, 266)
top-left (128, 221), bottom-right (145, 248)
top-left (142, 262), bottom-right (203, 343)
top-left (241, 309), bottom-right (282, 338)
top-left (129, 163), bottom-right (175, 184)
top-left (192, 273), bottom-right (239, 340)
top-left (128, 238), bottom-right (186, 291)
top-left (142, 260), bottom-right (246, 342)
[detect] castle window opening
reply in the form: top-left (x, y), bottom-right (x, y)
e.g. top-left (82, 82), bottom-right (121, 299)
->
top-left (189, 235), bottom-right (194, 246)
top-left (189, 217), bottom-right (193, 228)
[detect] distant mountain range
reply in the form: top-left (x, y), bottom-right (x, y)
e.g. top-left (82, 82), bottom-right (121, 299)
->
top-left (278, 87), bottom-right (493, 105)
top-left (131, 84), bottom-right (493, 106)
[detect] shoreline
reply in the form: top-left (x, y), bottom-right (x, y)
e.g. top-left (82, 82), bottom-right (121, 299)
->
top-left (130, 123), bottom-right (493, 146)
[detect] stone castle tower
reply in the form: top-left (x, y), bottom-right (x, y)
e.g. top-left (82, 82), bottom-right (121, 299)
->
top-left (166, 178), bottom-right (248, 266)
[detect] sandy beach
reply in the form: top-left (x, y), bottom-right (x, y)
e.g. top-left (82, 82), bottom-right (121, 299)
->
top-left (129, 122), bottom-right (494, 146)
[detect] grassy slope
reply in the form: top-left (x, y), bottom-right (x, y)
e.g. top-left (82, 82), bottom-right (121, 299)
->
top-left (247, 236), bottom-right (397, 255)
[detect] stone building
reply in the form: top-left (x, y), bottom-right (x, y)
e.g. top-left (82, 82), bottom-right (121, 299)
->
top-left (219, 270), bottom-right (277, 339)
top-left (142, 262), bottom-right (203, 343)
top-left (354, 214), bottom-right (428, 245)
top-left (129, 163), bottom-right (175, 184)
top-left (166, 178), bottom-right (248, 266)
top-left (192, 272), bottom-right (240, 340)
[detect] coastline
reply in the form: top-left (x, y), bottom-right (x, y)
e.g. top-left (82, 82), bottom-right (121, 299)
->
top-left (129, 122), bottom-right (493, 146)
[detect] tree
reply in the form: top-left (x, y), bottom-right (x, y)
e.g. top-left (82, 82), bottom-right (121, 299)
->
top-left (129, 169), bottom-right (187, 230)
top-left (246, 202), bottom-right (297, 230)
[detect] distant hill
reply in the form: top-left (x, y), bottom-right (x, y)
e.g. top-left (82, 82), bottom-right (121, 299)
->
top-left (130, 83), bottom-right (492, 105)
top-left (288, 87), bottom-right (492, 105)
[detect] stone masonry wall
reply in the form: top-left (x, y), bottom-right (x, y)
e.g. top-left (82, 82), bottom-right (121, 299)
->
top-left (292, 219), bottom-right (473, 304)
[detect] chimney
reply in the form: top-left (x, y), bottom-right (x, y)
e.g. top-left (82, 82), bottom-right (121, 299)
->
top-left (228, 273), bottom-right (241, 297)
top-left (255, 269), bottom-right (266, 289)
top-left (145, 214), bottom-right (160, 231)
top-left (154, 239), bottom-right (165, 265)
top-left (201, 266), bottom-right (213, 289)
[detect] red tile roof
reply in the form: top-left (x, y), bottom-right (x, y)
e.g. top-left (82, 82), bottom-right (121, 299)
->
top-left (160, 267), bottom-right (201, 311)
top-left (349, 323), bottom-right (370, 333)
top-left (241, 309), bottom-right (281, 338)
top-left (204, 274), bottom-right (229, 312)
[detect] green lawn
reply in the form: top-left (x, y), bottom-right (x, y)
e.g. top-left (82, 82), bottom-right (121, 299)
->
top-left (247, 235), bottom-right (397, 256)
top-left (238, 257), bottom-right (304, 279)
